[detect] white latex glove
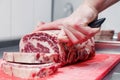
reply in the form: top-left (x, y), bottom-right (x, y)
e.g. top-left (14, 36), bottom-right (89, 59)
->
top-left (33, 4), bottom-right (99, 45)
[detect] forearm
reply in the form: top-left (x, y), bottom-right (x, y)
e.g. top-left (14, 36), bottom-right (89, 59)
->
top-left (84, 0), bottom-right (119, 13)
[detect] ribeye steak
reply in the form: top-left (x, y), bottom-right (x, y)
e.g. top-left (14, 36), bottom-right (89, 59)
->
top-left (1, 61), bottom-right (58, 79)
top-left (19, 30), bottom-right (95, 65)
top-left (3, 52), bottom-right (59, 63)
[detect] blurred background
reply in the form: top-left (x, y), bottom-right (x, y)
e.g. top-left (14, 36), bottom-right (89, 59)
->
top-left (0, 1), bottom-right (120, 79)
top-left (53, 0), bottom-right (120, 33)
top-left (0, 0), bottom-right (120, 42)
top-left (0, 0), bottom-right (120, 56)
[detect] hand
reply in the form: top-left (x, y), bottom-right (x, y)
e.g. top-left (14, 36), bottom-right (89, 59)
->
top-left (33, 4), bottom-right (99, 45)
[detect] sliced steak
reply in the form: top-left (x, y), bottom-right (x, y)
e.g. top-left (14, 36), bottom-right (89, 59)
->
top-left (1, 61), bottom-right (58, 79)
top-left (3, 52), bottom-right (59, 63)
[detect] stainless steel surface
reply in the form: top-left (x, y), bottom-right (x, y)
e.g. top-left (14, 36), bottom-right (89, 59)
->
top-left (95, 40), bottom-right (120, 44)
top-left (95, 41), bottom-right (120, 80)
top-left (110, 72), bottom-right (120, 80)
top-left (95, 41), bottom-right (120, 54)
top-left (103, 63), bottom-right (120, 80)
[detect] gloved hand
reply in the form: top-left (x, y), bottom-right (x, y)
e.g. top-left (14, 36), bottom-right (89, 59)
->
top-left (33, 4), bottom-right (99, 45)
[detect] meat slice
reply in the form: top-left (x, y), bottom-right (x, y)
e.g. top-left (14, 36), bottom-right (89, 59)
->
top-left (1, 61), bottom-right (58, 79)
top-left (3, 52), bottom-right (59, 63)
top-left (19, 30), bottom-right (95, 65)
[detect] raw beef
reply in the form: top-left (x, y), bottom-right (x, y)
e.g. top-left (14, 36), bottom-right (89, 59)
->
top-left (1, 61), bottom-right (58, 79)
top-left (19, 30), bottom-right (95, 66)
top-left (3, 52), bottom-right (59, 63)
top-left (1, 30), bottom-right (95, 79)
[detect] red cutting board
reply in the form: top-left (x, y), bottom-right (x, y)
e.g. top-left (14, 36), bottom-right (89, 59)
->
top-left (0, 53), bottom-right (120, 80)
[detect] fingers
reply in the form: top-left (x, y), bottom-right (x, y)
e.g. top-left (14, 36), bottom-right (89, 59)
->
top-left (63, 25), bottom-right (100, 46)
top-left (65, 25), bottom-right (87, 44)
top-left (37, 22), bottom-right (45, 26)
top-left (57, 27), bottom-right (70, 42)
top-left (33, 22), bottom-right (62, 32)
top-left (33, 22), bottom-right (45, 33)
top-left (63, 26), bottom-right (79, 45)
top-left (84, 27), bottom-right (100, 37)
top-left (32, 22), bottom-right (100, 46)
top-left (38, 22), bottom-right (61, 30)
top-left (74, 24), bottom-right (100, 36)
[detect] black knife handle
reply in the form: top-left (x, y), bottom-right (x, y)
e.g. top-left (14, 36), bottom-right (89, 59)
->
top-left (88, 18), bottom-right (106, 28)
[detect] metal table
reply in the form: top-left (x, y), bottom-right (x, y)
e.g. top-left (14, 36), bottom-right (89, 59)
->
top-left (95, 40), bottom-right (120, 80)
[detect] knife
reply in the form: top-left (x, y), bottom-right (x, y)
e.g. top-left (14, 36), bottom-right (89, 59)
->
top-left (88, 18), bottom-right (106, 28)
